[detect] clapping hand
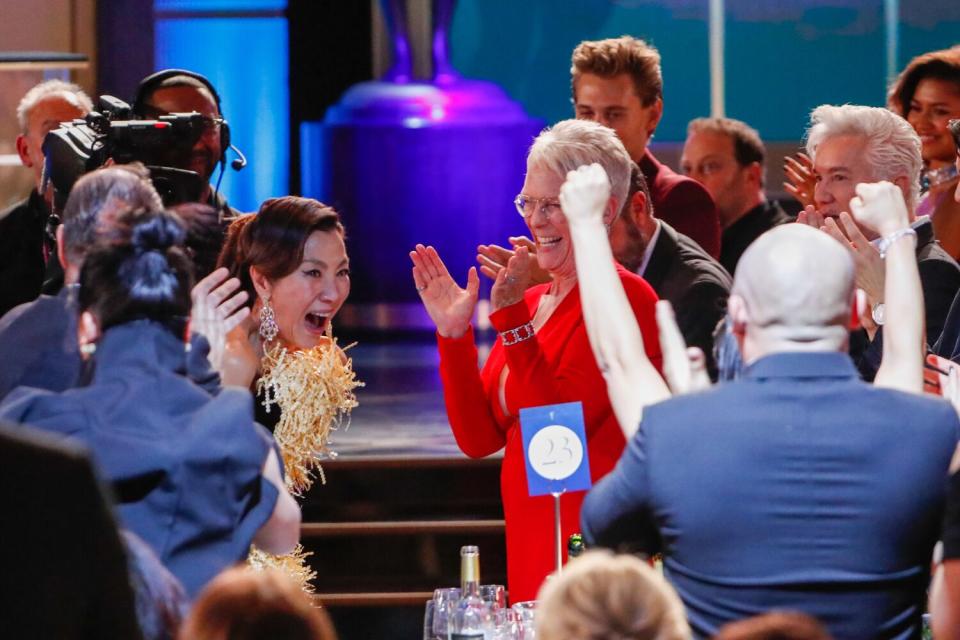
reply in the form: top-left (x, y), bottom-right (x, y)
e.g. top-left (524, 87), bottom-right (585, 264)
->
top-left (656, 300), bottom-right (711, 395)
top-left (410, 244), bottom-right (479, 339)
top-left (821, 212), bottom-right (885, 307)
top-left (784, 152), bottom-right (816, 209)
top-left (559, 163), bottom-right (610, 224)
top-left (795, 204), bottom-right (826, 230)
top-left (190, 267), bottom-right (251, 373)
top-left (477, 236), bottom-right (550, 286)
top-left (490, 245), bottom-right (533, 313)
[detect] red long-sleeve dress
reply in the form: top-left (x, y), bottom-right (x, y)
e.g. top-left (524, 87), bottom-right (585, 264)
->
top-left (437, 264), bottom-right (663, 602)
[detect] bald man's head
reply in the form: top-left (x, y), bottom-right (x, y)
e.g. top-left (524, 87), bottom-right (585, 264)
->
top-left (732, 225), bottom-right (854, 348)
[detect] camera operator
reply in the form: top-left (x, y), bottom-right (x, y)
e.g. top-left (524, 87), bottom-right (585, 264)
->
top-left (133, 69), bottom-right (244, 220)
top-left (0, 81), bottom-right (92, 317)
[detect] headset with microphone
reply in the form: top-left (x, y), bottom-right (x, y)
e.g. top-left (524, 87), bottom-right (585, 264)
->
top-left (133, 68), bottom-right (248, 174)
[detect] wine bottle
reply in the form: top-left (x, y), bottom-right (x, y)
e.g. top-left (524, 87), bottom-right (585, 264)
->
top-left (451, 545), bottom-right (493, 640)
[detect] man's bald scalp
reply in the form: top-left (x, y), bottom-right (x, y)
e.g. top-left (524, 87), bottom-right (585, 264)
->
top-left (734, 225), bottom-right (855, 336)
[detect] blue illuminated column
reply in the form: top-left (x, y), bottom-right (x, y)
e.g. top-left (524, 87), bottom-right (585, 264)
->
top-left (154, 0), bottom-right (289, 212)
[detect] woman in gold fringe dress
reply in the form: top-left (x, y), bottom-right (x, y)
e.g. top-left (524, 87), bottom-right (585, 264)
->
top-left (217, 196), bottom-right (363, 591)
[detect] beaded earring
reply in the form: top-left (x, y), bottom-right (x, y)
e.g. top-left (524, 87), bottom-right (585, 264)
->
top-left (259, 297), bottom-right (279, 343)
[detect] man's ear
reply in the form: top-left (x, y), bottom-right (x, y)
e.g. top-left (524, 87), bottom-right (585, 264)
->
top-left (746, 161), bottom-right (763, 188)
top-left (15, 134), bottom-right (31, 167)
top-left (727, 294), bottom-right (748, 337)
top-left (647, 98), bottom-right (664, 136)
top-left (629, 190), bottom-right (649, 225)
top-left (249, 265), bottom-right (272, 301)
top-left (603, 198), bottom-right (620, 227)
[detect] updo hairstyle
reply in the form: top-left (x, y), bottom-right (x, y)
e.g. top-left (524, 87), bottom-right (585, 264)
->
top-left (79, 209), bottom-right (194, 337)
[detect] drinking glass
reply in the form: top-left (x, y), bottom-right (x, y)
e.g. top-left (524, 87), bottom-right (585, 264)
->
top-left (480, 584), bottom-right (507, 610)
top-left (431, 587), bottom-right (461, 639)
top-left (423, 600), bottom-right (437, 640)
top-left (512, 601), bottom-right (537, 640)
top-left (492, 606), bottom-right (521, 640)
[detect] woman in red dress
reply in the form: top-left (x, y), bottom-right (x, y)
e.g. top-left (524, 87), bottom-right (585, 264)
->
top-left (410, 119), bottom-right (663, 602)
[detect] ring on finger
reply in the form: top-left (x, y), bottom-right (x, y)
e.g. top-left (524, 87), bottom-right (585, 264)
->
top-left (416, 285), bottom-right (427, 292)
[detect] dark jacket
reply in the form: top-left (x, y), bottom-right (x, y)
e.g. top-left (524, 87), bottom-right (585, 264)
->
top-left (720, 199), bottom-right (792, 275)
top-left (642, 221), bottom-right (732, 380)
top-left (582, 352), bottom-right (959, 639)
top-left (0, 190), bottom-right (53, 317)
top-left (640, 149), bottom-right (722, 259)
top-left (0, 287), bottom-right (221, 402)
top-left (852, 218), bottom-right (960, 380)
top-left (0, 321), bottom-right (278, 598)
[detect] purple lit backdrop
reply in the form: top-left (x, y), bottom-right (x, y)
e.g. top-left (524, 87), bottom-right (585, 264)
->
top-left (302, 79), bottom-right (543, 319)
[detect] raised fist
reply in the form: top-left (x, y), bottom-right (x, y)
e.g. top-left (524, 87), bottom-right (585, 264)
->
top-left (559, 163), bottom-right (611, 224)
top-left (849, 181), bottom-right (911, 238)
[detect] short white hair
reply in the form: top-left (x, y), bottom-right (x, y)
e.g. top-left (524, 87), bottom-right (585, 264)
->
top-left (527, 119), bottom-right (632, 209)
top-left (805, 104), bottom-right (922, 211)
top-left (16, 80), bottom-right (93, 134)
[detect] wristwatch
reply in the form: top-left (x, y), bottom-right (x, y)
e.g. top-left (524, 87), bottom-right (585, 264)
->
top-left (871, 302), bottom-right (885, 326)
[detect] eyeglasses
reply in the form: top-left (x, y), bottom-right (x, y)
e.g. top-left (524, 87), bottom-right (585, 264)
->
top-left (513, 194), bottom-right (564, 220)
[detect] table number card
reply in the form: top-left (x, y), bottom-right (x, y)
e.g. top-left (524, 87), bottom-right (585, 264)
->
top-left (520, 401), bottom-right (592, 497)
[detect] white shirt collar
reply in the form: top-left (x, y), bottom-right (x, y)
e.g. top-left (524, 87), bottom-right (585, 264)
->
top-left (638, 220), bottom-right (662, 277)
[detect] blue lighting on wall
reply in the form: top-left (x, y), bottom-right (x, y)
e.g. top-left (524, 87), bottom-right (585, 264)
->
top-left (154, 1), bottom-right (288, 212)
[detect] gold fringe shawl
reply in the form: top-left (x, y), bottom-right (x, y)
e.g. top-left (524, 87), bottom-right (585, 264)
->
top-left (257, 338), bottom-right (363, 496)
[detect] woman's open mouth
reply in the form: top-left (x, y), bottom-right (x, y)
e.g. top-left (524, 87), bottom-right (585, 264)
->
top-left (305, 312), bottom-right (329, 335)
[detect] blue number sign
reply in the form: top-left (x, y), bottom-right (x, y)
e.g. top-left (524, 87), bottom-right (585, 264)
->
top-left (519, 401), bottom-right (592, 497)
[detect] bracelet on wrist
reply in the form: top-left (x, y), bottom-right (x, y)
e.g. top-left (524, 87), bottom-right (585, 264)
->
top-left (500, 322), bottom-right (535, 346)
top-left (877, 227), bottom-right (917, 259)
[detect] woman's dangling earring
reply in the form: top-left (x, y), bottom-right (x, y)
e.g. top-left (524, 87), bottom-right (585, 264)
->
top-left (259, 297), bottom-right (279, 343)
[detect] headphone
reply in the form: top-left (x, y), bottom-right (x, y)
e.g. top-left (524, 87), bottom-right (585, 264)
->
top-left (133, 68), bottom-right (247, 171)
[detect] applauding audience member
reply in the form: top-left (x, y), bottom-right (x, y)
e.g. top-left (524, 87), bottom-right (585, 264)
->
top-left (411, 119), bottom-right (662, 602)
top-left (799, 104), bottom-right (960, 379)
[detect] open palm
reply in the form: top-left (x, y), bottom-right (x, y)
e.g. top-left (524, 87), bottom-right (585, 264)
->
top-left (410, 244), bottom-right (479, 339)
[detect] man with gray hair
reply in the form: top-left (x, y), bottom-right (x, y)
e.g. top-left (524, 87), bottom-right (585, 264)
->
top-left (0, 164), bottom-right (162, 400)
top-left (0, 80), bottom-right (93, 316)
top-left (801, 104), bottom-right (960, 379)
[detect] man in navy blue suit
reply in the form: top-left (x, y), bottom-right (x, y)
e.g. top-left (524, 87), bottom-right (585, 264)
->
top-left (581, 214), bottom-right (959, 639)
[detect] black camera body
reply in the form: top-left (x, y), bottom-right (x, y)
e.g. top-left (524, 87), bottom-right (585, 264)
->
top-left (42, 95), bottom-right (208, 210)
